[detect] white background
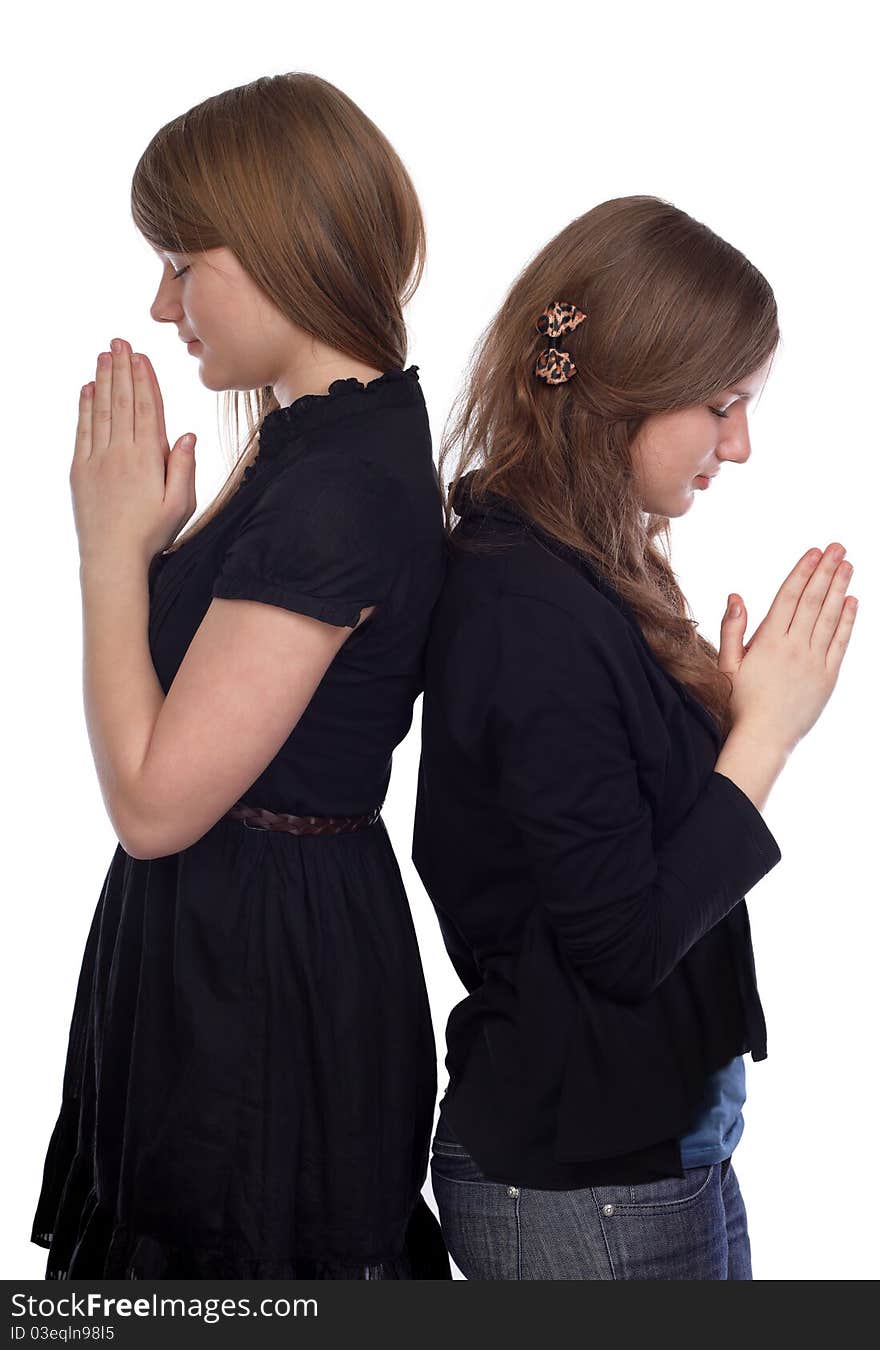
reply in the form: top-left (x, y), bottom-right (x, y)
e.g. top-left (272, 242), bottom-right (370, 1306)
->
top-left (2, 0), bottom-right (876, 1281)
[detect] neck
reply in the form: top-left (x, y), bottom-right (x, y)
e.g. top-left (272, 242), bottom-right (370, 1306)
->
top-left (273, 353), bottom-right (388, 409)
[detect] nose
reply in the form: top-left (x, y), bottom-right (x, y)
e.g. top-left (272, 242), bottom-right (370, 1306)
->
top-left (149, 273), bottom-right (184, 327)
top-left (717, 407), bottom-right (752, 466)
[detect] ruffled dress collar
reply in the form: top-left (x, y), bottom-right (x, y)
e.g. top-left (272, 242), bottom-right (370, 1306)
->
top-left (241, 365), bottom-right (421, 486)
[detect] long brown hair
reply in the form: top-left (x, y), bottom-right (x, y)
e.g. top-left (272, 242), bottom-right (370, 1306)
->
top-left (440, 195), bottom-right (780, 740)
top-left (130, 72), bottom-right (425, 551)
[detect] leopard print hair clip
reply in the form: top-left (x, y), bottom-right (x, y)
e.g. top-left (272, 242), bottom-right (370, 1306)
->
top-left (534, 300), bottom-right (587, 384)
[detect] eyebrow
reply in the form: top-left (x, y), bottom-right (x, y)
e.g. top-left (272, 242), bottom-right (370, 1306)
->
top-left (729, 389), bottom-right (753, 400)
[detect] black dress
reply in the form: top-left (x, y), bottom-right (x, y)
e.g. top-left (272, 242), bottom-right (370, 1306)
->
top-left (31, 366), bottom-right (451, 1279)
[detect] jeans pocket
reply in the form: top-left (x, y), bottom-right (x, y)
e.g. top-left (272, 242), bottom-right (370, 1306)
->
top-left (592, 1163), bottom-right (716, 1214)
top-left (429, 1147), bottom-right (522, 1280)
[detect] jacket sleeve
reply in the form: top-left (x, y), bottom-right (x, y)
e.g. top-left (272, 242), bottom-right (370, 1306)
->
top-left (489, 591), bottom-right (782, 1002)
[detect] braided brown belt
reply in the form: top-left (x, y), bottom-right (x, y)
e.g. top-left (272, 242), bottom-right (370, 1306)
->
top-left (224, 802), bottom-right (382, 835)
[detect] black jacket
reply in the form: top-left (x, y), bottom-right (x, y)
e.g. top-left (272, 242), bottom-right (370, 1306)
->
top-left (412, 473), bottom-right (783, 1188)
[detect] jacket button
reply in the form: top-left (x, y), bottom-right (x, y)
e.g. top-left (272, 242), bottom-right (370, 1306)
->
top-left (507, 1186), bottom-right (519, 1198)
top-left (602, 1204), bottom-right (615, 1216)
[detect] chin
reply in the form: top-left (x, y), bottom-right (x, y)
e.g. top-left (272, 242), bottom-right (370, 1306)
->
top-left (671, 484), bottom-right (699, 516)
top-left (642, 492), bottom-right (693, 519)
top-left (196, 365), bottom-right (227, 393)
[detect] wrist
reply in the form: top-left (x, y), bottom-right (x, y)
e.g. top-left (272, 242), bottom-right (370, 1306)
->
top-left (79, 548), bottom-right (151, 582)
top-left (716, 722), bottom-right (792, 813)
top-left (728, 718), bottom-right (797, 761)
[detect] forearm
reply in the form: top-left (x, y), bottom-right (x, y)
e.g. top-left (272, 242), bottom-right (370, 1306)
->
top-left (556, 767), bottom-right (783, 1002)
top-left (714, 722), bottom-right (792, 812)
top-left (79, 553), bottom-right (164, 850)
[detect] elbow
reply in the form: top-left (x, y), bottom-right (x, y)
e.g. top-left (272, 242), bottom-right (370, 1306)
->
top-left (583, 965), bottom-right (666, 1004)
top-left (112, 768), bottom-right (211, 859)
top-left (122, 837), bottom-right (174, 862)
top-left (118, 819), bottom-right (178, 861)
top-left (108, 799), bottom-right (147, 861)
top-left (565, 948), bottom-right (664, 1003)
top-left (122, 801), bottom-right (231, 858)
top-left (113, 797), bottom-right (186, 861)
top-left (122, 814), bottom-right (205, 859)
top-left (554, 910), bottom-right (669, 1004)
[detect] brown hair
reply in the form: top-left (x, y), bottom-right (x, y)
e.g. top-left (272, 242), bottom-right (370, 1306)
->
top-left (130, 71), bottom-right (425, 551)
top-left (440, 195), bottom-right (780, 740)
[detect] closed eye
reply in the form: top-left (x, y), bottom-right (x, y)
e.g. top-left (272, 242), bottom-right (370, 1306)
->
top-left (172, 265), bottom-right (190, 280)
top-left (709, 407), bottom-right (730, 419)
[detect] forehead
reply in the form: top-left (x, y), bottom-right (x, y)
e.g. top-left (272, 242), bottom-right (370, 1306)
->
top-left (724, 354), bottom-right (775, 399)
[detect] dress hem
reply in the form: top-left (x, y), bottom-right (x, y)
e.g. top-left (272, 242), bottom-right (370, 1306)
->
top-left (30, 1188), bottom-right (450, 1280)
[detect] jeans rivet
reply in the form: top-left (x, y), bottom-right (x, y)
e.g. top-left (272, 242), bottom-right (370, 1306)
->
top-left (602, 1203), bottom-right (615, 1216)
top-left (507, 1186), bottom-right (519, 1198)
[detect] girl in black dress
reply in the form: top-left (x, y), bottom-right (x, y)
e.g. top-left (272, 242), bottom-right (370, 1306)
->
top-left (31, 72), bottom-right (450, 1280)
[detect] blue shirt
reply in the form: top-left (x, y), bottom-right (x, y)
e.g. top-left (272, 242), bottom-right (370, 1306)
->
top-left (679, 1055), bottom-right (746, 1166)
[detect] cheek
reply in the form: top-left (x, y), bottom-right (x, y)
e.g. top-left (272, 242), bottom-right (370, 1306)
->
top-left (633, 439), bottom-right (674, 484)
top-left (629, 433), bottom-right (654, 476)
top-left (632, 420), bottom-right (707, 494)
top-left (664, 420), bottom-right (710, 476)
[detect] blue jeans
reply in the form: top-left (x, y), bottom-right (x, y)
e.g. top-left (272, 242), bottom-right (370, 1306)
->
top-left (430, 1117), bottom-right (752, 1280)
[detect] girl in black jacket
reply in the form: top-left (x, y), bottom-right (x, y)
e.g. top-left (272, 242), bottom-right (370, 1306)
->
top-left (412, 195), bottom-right (857, 1279)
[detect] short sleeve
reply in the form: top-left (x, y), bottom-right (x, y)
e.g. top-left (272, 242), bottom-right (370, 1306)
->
top-left (484, 592), bottom-right (782, 1003)
top-left (212, 454), bottom-right (405, 628)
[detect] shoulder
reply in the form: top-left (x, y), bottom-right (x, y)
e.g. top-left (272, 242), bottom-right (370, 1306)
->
top-left (443, 521), bottom-right (638, 659)
top-left (425, 534), bottom-right (648, 732)
top-left (264, 446), bottom-right (404, 501)
top-left (218, 455), bottom-right (398, 584)
top-left (242, 449), bottom-right (408, 541)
